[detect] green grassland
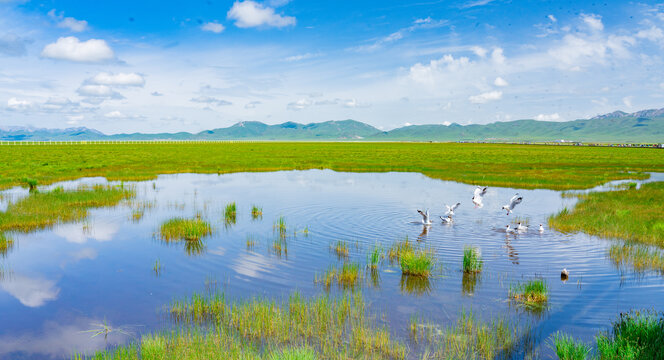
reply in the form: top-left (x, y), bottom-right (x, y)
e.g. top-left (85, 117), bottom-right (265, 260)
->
top-left (1, 142), bottom-right (662, 191)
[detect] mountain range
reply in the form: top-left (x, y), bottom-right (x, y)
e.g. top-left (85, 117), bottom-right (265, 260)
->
top-left (2, 108), bottom-right (663, 143)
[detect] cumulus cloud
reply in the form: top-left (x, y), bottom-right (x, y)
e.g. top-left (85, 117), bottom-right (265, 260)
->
top-left (471, 46), bottom-right (487, 58)
top-left (227, 1), bottom-right (296, 28)
top-left (284, 52), bottom-right (320, 61)
top-left (494, 77), bottom-right (509, 87)
top-left (7, 97), bottom-right (31, 111)
top-left (41, 36), bottom-right (114, 62)
top-left (491, 47), bottom-right (506, 64)
top-left (636, 26), bottom-right (664, 43)
top-left (534, 113), bottom-right (561, 121)
top-left (548, 33), bottom-right (635, 69)
top-left (287, 98), bottom-right (312, 111)
top-left (622, 96), bottom-right (633, 108)
top-left (582, 13), bottom-right (604, 32)
top-left (190, 95), bottom-right (232, 106)
top-left (468, 91), bottom-right (502, 104)
top-left (76, 84), bottom-right (123, 99)
top-left (88, 72), bottom-right (145, 87)
top-left (48, 10), bottom-right (88, 32)
top-left (548, 14), bottom-right (557, 22)
top-left (409, 54), bottom-right (471, 84)
top-left (201, 21), bottom-right (225, 33)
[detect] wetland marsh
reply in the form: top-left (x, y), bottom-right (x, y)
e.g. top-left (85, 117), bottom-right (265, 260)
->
top-left (0, 170), bottom-right (663, 359)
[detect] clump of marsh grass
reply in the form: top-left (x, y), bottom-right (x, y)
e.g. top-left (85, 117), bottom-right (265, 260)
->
top-left (0, 233), bottom-right (14, 256)
top-left (463, 246), bottom-right (483, 273)
top-left (0, 185), bottom-right (134, 234)
top-left (274, 216), bottom-right (287, 238)
top-left (609, 243), bottom-right (664, 274)
top-left (368, 245), bottom-right (383, 269)
top-left (316, 263), bottom-right (362, 290)
top-left (224, 202), bottom-right (237, 225)
top-left (22, 177), bottom-right (38, 192)
top-left (551, 332), bottom-right (590, 360)
top-left (251, 205), bottom-right (263, 219)
top-left (509, 279), bottom-right (548, 308)
top-left (333, 240), bottom-right (349, 258)
top-left (400, 249), bottom-right (434, 277)
top-left (387, 237), bottom-right (413, 262)
top-left (159, 217), bottom-right (212, 242)
top-left (595, 309), bottom-right (664, 360)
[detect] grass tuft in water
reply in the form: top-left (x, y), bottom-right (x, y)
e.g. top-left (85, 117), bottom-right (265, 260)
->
top-left (462, 246), bottom-right (483, 273)
top-left (387, 237), bottom-right (413, 262)
top-left (551, 332), bottom-right (590, 360)
top-left (595, 309), bottom-right (664, 360)
top-left (316, 263), bottom-right (361, 290)
top-left (400, 249), bottom-right (434, 277)
top-left (159, 217), bottom-right (212, 242)
top-left (274, 216), bottom-right (287, 238)
top-left (0, 185), bottom-right (134, 234)
top-left (509, 279), bottom-right (548, 307)
top-left (333, 240), bottom-right (349, 258)
top-left (251, 205), bottom-right (263, 219)
top-left (368, 245), bottom-right (383, 269)
top-left (0, 233), bottom-right (14, 256)
top-left (224, 202), bottom-right (237, 224)
top-left (608, 243), bottom-right (664, 274)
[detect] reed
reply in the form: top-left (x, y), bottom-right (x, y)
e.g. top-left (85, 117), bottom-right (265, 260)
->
top-left (551, 332), bottom-right (590, 360)
top-left (333, 240), bottom-right (349, 258)
top-left (316, 263), bottom-right (361, 290)
top-left (462, 246), bottom-right (483, 273)
top-left (274, 216), bottom-right (287, 238)
top-left (368, 245), bottom-right (382, 269)
top-left (159, 217), bottom-right (212, 242)
top-left (224, 202), bottom-right (237, 224)
top-left (509, 279), bottom-right (549, 307)
top-left (400, 249), bottom-right (434, 277)
top-left (0, 185), bottom-right (134, 234)
top-left (251, 205), bottom-right (263, 219)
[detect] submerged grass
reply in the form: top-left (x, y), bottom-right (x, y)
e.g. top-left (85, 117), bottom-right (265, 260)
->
top-left (159, 217), bottom-right (212, 242)
top-left (509, 279), bottom-right (549, 308)
top-left (0, 185), bottom-right (134, 234)
top-left (549, 181), bottom-right (664, 247)
top-left (463, 246), bottom-right (483, 273)
top-left (3, 143), bottom-right (662, 191)
top-left (609, 243), bottom-right (664, 274)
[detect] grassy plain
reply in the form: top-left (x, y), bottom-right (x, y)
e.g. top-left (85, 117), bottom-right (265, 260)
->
top-left (549, 182), bottom-right (664, 247)
top-left (1, 143), bottom-right (662, 191)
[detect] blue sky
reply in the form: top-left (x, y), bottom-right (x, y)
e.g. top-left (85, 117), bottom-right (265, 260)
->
top-left (1, 0), bottom-right (663, 133)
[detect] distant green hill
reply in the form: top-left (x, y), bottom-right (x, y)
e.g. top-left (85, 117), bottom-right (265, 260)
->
top-left (2, 108), bottom-right (663, 143)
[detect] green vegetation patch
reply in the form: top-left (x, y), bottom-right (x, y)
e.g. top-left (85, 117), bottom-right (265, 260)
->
top-left (0, 185), bottom-right (134, 234)
top-left (0, 233), bottom-right (14, 256)
top-left (159, 217), bottom-right (212, 242)
top-left (551, 332), bottom-right (591, 360)
top-left (549, 182), bottom-right (664, 247)
top-left (316, 263), bottom-right (362, 290)
top-left (609, 244), bottom-right (664, 274)
top-left (463, 246), bottom-right (483, 273)
top-left (509, 279), bottom-right (548, 307)
top-left (596, 309), bottom-right (664, 360)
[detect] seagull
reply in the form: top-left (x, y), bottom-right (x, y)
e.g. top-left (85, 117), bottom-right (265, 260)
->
top-left (472, 187), bottom-right (487, 207)
top-left (505, 225), bottom-right (516, 233)
top-left (445, 202), bottom-right (461, 216)
top-left (501, 194), bottom-right (523, 215)
top-left (516, 222), bottom-right (528, 232)
top-left (440, 215), bottom-right (453, 224)
top-left (417, 209), bottom-right (432, 225)
top-left (561, 268), bottom-right (569, 281)
top-left (539, 224), bottom-right (544, 233)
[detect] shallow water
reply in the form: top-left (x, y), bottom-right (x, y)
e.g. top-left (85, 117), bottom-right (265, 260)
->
top-left (1, 170), bottom-right (663, 359)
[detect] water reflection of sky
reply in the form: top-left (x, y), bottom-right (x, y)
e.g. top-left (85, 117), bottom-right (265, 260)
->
top-left (1, 170), bottom-right (663, 359)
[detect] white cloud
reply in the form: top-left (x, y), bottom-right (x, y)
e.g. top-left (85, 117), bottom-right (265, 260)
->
top-left (494, 77), bottom-right (509, 87)
top-left (66, 115), bottom-right (84, 125)
top-left (343, 98), bottom-right (370, 108)
top-left (461, 0), bottom-right (496, 8)
top-left (404, 122), bottom-right (412, 126)
top-left (41, 36), bottom-right (114, 63)
top-left (287, 98), bottom-right (312, 111)
top-left (636, 26), bottom-right (664, 43)
top-left (0, 274), bottom-right (59, 307)
top-left (88, 72), bottom-right (145, 87)
top-left (48, 9), bottom-right (89, 32)
top-left (409, 54), bottom-right (471, 84)
top-left (284, 52), bottom-right (320, 62)
top-left (7, 97), bottom-right (31, 110)
top-left (548, 14), bottom-right (557, 22)
top-left (547, 33), bottom-right (635, 69)
top-left (471, 46), bottom-right (487, 58)
top-left (245, 101), bottom-right (261, 109)
top-left (104, 110), bottom-right (127, 118)
top-left (442, 121), bottom-right (452, 126)
top-left (202, 21), bottom-right (225, 34)
top-left (534, 113), bottom-right (561, 121)
top-left (190, 95), bottom-right (232, 106)
top-left (227, 1), bottom-right (296, 28)
top-left (491, 47), bottom-right (506, 64)
top-left (622, 96), bottom-right (633, 108)
top-left (76, 84), bottom-right (123, 99)
top-left (582, 13), bottom-right (604, 32)
top-left (468, 91), bottom-right (502, 104)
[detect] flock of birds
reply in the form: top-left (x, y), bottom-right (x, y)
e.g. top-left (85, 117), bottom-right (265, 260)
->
top-left (416, 186), bottom-right (545, 234)
top-left (415, 186), bottom-right (571, 279)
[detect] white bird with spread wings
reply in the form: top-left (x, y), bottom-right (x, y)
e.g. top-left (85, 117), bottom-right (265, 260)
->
top-left (472, 186), bottom-right (487, 208)
top-left (501, 194), bottom-right (523, 215)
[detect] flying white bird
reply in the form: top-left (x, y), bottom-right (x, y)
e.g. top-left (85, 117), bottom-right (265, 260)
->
top-left (417, 209), bottom-right (432, 225)
top-left (517, 222), bottom-right (528, 232)
top-left (445, 202), bottom-right (461, 216)
top-left (502, 194), bottom-right (523, 215)
top-left (440, 215), bottom-right (453, 224)
top-left (472, 186), bottom-right (487, 207)
top-left (539, 224), bottom-right (544, 233)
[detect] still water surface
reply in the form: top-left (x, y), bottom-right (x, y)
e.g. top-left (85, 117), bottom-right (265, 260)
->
top-left (1, 170), bottom-right (663, 359)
